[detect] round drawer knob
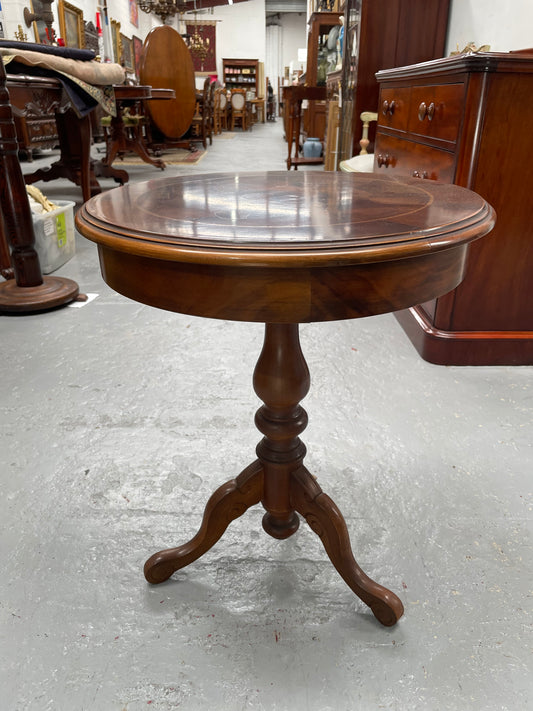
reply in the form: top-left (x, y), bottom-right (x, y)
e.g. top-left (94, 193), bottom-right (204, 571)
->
top-left (412, 170), bottom-right (429, 179)
top-left (377, 154), bottom-right (390, 168)
top-left (382, 100), bottom-right (396, 116)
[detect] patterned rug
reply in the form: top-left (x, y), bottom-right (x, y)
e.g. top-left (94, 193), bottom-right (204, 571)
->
top-left (114, 148), bottom-right (206, 166)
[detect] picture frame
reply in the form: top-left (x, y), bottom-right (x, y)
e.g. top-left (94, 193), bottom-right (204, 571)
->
top-left (110, 19), bottom-right (121, 64)
top-left (120, 34), bottom-right (134, 73)
top-left (132, 35), bottom-right (143, 79)
top-left (129, 0), bottom-right (139, 29)
top-left (58, 1), bottom-right (85, 49)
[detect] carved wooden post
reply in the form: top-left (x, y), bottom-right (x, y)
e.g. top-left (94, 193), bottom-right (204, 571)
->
top-left (0, 59), bottom-right (79, 312)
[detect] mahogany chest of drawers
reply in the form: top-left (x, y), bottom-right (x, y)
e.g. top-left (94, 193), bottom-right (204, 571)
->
top-left (375, 53), bottom-right (533, 365)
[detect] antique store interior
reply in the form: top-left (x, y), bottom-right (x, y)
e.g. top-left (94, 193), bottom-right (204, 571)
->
top-left (1, 1), bottom-right (532, 710)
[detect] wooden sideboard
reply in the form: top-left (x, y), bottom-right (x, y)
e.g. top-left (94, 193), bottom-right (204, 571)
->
top-left (375, 53), bottom-right (533, 365)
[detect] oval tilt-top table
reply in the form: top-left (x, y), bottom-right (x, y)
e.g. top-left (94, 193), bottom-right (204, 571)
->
top-left (76, 172), bottom-right (494, 627)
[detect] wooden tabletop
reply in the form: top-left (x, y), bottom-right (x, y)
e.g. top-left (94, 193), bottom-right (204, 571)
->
top-left (139, 25), bottom-right (196, 140)
top-left (76, 172), bottom-right (494, 323)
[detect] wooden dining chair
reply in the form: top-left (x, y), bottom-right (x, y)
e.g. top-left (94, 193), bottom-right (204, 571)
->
top-left (339, 111), bottom-right (378, 172)
top-left (190, 77), bottom-right (212, 148)
top-left (213, 86), bottom-right (228, 134)
top-left (230, 89), bottom-right (248, 131)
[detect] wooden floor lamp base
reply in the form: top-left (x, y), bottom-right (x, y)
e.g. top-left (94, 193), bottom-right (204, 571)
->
top-left (143, 323), bottom-right (404, 627)
top-left (0, 276), bottom-right (79, 313)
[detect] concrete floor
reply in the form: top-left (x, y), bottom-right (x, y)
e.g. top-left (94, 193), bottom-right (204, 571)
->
top-left (1, 120), bottom-right (532, 710)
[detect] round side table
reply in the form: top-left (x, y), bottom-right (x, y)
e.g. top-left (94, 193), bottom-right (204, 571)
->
top-left (76, 172), bottom-right (494, 626)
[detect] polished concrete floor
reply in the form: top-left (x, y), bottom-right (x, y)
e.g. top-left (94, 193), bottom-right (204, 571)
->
top-left (2, 120), bottom-right (532, 710)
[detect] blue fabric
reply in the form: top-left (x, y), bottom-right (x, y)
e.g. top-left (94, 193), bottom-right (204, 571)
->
top-left (0, 40), bottom-right (95, 62)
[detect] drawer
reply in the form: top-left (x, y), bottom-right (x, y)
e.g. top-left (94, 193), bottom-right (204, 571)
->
top-left (378, 87), bottom-right (410, 132)
top-left (374, 133), bottom-right (456, 183)
top-left (407, 83), bottom-right (465, 143)
top-left (26, 118), bottom-right (58, 143)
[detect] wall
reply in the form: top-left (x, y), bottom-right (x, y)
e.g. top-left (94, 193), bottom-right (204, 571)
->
top-left (279, 12), bottom-right (307, 76)
top-left (445, 0), bottom-right (533, 54)
top-left (4, 2), bottom-right (533, 82)
top-left (2, 1), bottom-right (157, 61)
top-left (200, 0), bottom-right (266, 81)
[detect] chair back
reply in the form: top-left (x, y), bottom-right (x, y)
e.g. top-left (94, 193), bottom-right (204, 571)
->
top-left (231, 92), bottom-right (245, 110)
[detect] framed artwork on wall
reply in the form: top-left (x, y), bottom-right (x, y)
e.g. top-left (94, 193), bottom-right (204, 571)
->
top-left (58, 0), bottom-right (85, 48)
top-left (120, 34), bottom-right (134, 72)
top-left (133, 35), bottom-right (143, 79)
top-left (110, 19), bottom-right (121, 64)
top-left (129, 0), bottom-right (139, 28)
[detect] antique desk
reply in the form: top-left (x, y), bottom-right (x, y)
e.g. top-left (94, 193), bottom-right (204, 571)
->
top-left (76, 172), bottom-right (494, 626)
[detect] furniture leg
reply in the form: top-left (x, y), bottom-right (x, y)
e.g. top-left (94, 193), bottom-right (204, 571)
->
top-left (24, 110), bottom-right (102, 203)
top-left (0, 60), bottom-right (79, 312)
top-left (254, 323), bottom-right (308, 539)
top-left (290, 465), bottom-right (404, 626)
top-left (143, 322), bottom-right (404, 625)
top-left (104, 110), bottom-right (165, 171)
top-left (144, 459), bottom-right (263, 584)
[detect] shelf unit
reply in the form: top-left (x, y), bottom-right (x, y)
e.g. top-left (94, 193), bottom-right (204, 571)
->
top-left (222, 58), bottom-right (259, 94)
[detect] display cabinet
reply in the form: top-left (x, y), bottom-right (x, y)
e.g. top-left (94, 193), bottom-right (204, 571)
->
top-left (337, 0), bottom-right (450, 165)
top-left (304, 11), bottom-right (343, 143)
top-left (222, 59), bottom-right (259, 95)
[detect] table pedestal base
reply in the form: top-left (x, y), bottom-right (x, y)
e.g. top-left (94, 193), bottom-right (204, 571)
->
top-left (0, 276), bottom-right (79, 312)
top-left (144, 324), bottom-right (404, 627)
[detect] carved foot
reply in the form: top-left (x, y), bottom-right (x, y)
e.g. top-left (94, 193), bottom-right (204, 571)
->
top-left (290, 467), bottom-right (404, 626)
top-left (144, 460), bottom-right (263, 584)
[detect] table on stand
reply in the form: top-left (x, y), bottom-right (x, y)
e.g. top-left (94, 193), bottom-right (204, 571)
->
top-left (98, 85), bottom-right (175, 181)
top-left (76, 172), bottom-right (494, 626)
top-left (7, 77), bottom-right (175, 203)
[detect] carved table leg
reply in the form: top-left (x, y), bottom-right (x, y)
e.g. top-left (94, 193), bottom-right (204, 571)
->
top-left (144, 322), bottom-right (403, 626)
top-left (144, 459), bottom-right (263, 584)
top-left (254, 323), bottom-right (309, 539)
top-left (290, 466), bottom-right (404, 626)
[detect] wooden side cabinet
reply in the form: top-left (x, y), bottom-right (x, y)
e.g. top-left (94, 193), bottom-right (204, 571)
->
top-left (375, 53), bottom-right (533, 365)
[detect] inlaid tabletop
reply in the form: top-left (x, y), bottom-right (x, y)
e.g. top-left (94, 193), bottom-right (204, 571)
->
top-left (77, 172), bottom-right (493, 266)
top-left (76, 172), bottom-right (494, 323)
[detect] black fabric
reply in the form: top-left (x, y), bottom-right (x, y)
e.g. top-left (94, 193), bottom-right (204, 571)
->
top-left (0, 40), bottom-right (95, 62)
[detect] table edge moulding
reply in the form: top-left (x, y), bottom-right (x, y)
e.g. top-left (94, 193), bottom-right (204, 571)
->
top-left (375, 51), bottom-right (533, 365)
top-left (75, 172), bottom-right (494, 628)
